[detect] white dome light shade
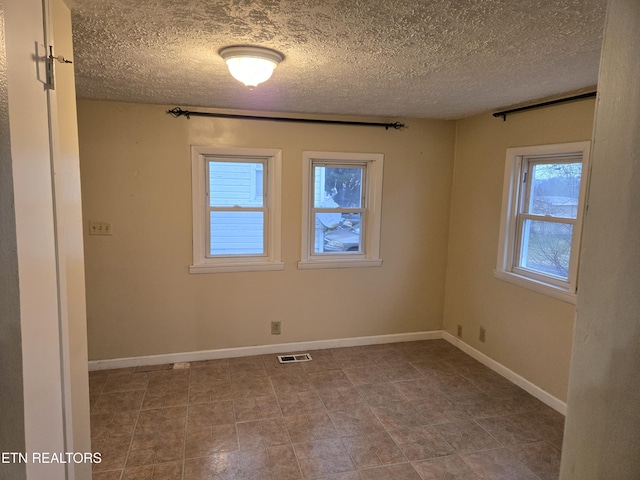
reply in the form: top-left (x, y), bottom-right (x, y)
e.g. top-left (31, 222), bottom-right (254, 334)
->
top-left (219, 46), bottom-right (284, 88)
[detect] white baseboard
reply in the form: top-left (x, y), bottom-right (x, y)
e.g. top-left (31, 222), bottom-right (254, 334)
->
top-left (88, 329), bottom-right (566, 415)
top-left (442, 331), bottom-right (567, 415)
top-left (88, 330), bottom-right (443, 371)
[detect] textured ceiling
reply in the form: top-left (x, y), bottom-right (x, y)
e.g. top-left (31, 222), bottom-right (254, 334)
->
top-left (68, 0), bottom-right (606, 119)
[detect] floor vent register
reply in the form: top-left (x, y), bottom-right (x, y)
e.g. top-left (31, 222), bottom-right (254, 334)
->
top-left (277, 353), bottom-right (312, 364)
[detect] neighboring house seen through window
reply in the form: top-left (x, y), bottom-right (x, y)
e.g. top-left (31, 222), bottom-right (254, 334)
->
top-left (190, 147), bottom-right (283, 273)
top-left (495, 141), bottom-right (591, 303)
top-left (299, 151), bottom-right (384, 269)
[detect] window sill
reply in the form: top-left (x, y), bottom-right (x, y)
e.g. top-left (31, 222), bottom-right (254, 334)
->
top-left (297, 258), bottom-right (382, 270)
top-left (493, 269), bottom-right (577, 305)
top-left (190, 261), bottom-right (284, 274)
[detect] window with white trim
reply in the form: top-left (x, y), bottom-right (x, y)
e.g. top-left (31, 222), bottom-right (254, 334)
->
top-left (495, 141), bottom-right (590, 303)
top-left (190, 146), bottom-right (283, 274)
top-left (299, 151), bottom-right (384, 269)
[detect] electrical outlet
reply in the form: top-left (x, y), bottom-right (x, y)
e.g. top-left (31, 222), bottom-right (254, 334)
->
top-left (89, 221), bottom-right (112, 236)
top-left (271, 321), bottom-right (281, 335)
top-left (457, 324), bottom-right (462, 337)
top-left (479, 326), bottom-right (486, 343)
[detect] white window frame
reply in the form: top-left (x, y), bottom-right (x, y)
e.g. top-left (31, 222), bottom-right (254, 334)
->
top-left (299, 151), bottom-right (384, 270)
top-left (190, 146), bottom-right (283, 274)
top-left (495, 141), bottom-right (591, 304)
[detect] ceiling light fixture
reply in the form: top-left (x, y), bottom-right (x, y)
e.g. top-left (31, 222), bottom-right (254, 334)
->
top-left (219, 46), bottom-right (284, 88)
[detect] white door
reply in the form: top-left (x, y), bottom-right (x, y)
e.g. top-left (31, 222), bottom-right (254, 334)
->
top-left (4, 0), bottom-right (91, 478)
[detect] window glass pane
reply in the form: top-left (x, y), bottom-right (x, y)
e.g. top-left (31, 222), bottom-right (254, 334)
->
top-left (519, 219), bottom-right (573, 280)
top-left (528, 162), bottom-right (582, 218)
top-left (313, 166), bottom-right (363, 208)
top-left (255, 168), bottom-right (263, 199)
top-left (209, 161), bottom-right (264, 207)
top-left (313, 213), bottom-right (362, 254)
top-left (209, 211), bottom-right (264, 255)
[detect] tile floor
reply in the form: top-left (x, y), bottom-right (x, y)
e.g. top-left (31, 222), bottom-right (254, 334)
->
top-left (89, 340), bottom-right (564, 480)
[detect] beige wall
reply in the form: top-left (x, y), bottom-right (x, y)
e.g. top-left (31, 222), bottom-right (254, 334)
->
top-left (444, 99), bottom-right (596, 401)
top-left (79, 100), bottom-right (456, 360)
top-left (0, 0), bottom-right (27, 477)
top-left (561, 0), bottom-right (640, 476)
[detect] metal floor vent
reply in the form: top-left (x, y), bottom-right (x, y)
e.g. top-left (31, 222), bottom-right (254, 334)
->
top-left (277, 353), bottom-right (312, 364)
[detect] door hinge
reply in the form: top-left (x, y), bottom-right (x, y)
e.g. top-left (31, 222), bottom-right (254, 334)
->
top-left (45, 45), bottom-right (73, 90)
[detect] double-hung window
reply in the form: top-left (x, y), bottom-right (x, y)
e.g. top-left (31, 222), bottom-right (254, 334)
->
top-left (190, 146), bottom-right (283, 273)
top-left (495, 141), bottom-right (590, 303)
top-left (299, 151), bottom-right (384, 269)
